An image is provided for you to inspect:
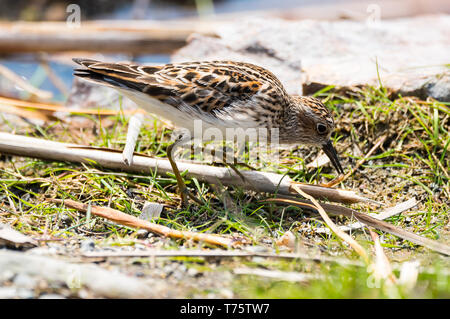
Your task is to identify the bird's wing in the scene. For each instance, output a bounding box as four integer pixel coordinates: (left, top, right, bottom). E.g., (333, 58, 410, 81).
(73, 59, 288, 123)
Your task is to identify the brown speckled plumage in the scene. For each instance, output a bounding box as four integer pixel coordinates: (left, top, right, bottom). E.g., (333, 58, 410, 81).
(73, 58, 343, 174)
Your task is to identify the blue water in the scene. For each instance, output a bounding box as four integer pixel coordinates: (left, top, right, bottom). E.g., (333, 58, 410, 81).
(0, 54, 171, 102)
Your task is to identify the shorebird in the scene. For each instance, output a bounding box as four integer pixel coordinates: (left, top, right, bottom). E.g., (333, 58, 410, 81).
(73, 59, 344, 206)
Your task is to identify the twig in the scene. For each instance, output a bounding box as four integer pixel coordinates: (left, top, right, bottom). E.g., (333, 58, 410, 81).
(315, 198, 417, 234)
(49, 198, 235, 248)
(0, 132, 375, 205)
(81, 249, 363, 267)
(291, 184, 369, 263)
(324, 135, 388, 187)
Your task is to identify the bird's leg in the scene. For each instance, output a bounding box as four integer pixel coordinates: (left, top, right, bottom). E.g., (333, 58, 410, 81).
(166, 141, 188, 207)
(167, 138, 203, 207)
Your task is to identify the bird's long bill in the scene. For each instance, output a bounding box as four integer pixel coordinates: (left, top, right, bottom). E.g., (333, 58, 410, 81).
(322, 140, 344, 174)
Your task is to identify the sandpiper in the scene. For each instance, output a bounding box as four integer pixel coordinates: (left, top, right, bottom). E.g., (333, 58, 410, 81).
(73, 59, 344, 206)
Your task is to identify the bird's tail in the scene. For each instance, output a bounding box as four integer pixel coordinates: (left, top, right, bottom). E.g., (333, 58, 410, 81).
(72, 58, 160, 92)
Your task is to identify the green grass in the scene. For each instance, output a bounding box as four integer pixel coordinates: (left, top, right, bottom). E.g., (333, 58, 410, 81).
(0, 85, 449, 298)
(234, 261, 450, 299)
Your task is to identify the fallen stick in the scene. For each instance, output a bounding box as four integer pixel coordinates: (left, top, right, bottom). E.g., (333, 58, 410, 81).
(0, 250, 163, 298)
(263, 197, 450, 256)
(0, 20, 218, 54)
(315, 198, 417, 234)
(49, 198, 235, 248)
(0, 132, 374, 205)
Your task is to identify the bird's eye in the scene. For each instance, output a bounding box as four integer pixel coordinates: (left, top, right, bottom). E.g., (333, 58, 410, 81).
(316, 123, 328, 134)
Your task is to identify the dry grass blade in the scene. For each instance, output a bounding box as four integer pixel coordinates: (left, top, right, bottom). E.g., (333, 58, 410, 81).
(0, 104, 52, 121)
(263, 197, 450, 256)
(49, 198, 235, 248)
(315, 198, 417, 233)
(368, 228, 397, 286)
(0, 96, 144, 116)
(291, 184, 369, 263)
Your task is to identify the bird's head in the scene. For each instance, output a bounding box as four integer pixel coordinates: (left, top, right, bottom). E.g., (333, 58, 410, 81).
(284, 96, 344, 174)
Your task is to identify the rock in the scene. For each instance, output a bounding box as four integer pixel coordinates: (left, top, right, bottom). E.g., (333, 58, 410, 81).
(187, 267, 199, 277)
(0, 250, 164, 298)
(139, 201, 164, 221)
(136, 229, 149, 239)
(276, 231, 296, 250)
(173, 15, 450, 102)
(0, 287, 34, 299)
(60, 213, 73, 226)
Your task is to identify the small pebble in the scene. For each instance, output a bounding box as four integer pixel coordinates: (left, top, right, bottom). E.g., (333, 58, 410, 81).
(0, 270, 15, 283)
(13, 273, 37, 289)
(219, 288, 233, 299)
(80, 239, 95, 252)
(187, 268, 199, 277)
(60, 214, 73, 226)
(136, 229, 149, 239)
(163, 264, 175, 276)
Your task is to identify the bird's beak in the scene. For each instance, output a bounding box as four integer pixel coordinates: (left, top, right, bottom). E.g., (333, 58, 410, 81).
(322, 140, 344, 175)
